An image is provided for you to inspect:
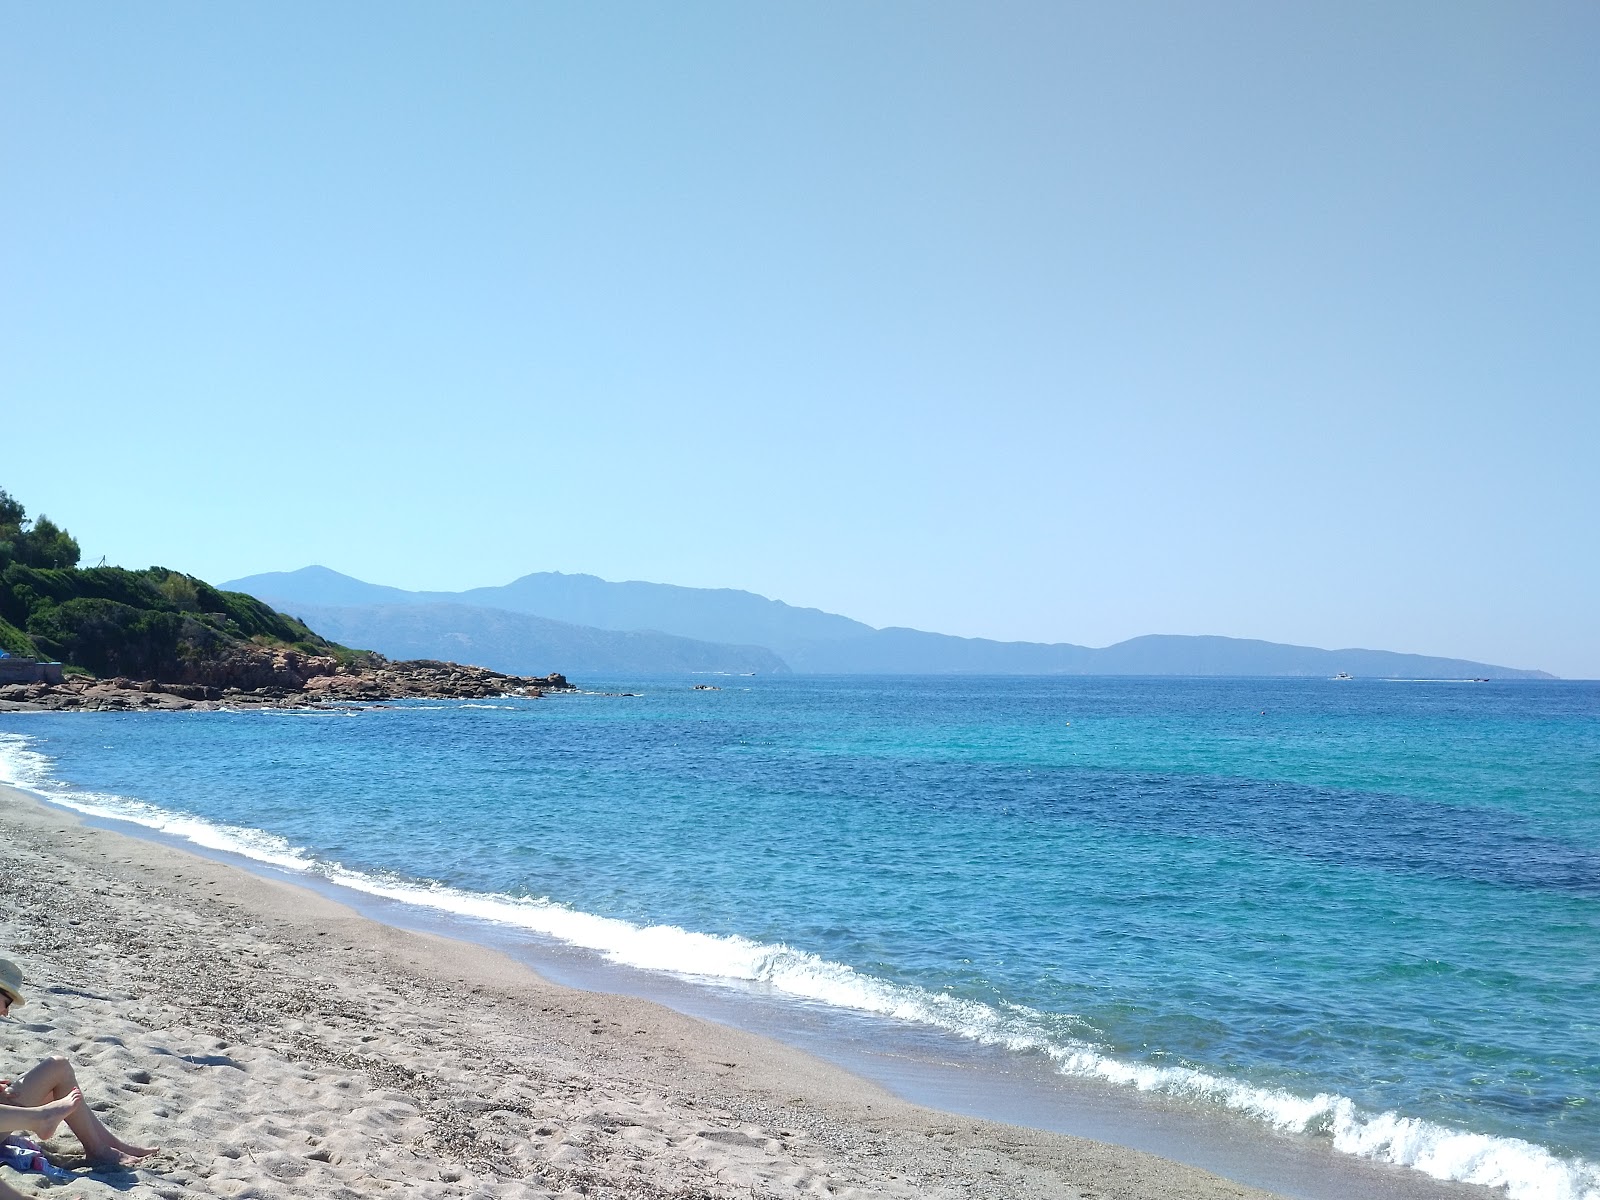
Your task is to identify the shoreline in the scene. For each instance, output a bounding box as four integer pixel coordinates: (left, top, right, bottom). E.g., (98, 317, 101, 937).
(1, 779, 1510, 1200)
(157, 835, 1494, 1200)
(2, 782, 1292, 1199)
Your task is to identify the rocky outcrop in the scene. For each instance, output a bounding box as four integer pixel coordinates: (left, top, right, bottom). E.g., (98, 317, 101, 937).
(170, 645, 343, 692)
(0, 659, 575, 713)
(301, 662, 571, 703)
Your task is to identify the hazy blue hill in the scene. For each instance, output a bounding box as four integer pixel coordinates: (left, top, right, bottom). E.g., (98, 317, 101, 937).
(228, 567, 871, 655)
(1086, 634, 1528, 678)
(223, 567, 1554, 679)
(263, 600, 789, 677)
(457, 572, 875, 650)
(785, 627, 1095, 674)
(785, 628, 1550, 678)
(223, 566, 429, 608)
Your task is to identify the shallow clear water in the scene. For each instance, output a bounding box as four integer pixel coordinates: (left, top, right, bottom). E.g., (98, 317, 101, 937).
(3, 676, 1597, 1198)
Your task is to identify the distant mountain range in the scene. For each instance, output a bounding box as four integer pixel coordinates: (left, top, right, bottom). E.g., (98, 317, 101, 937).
(220, 566, 1555, 680)
(275, 601, 786, 677)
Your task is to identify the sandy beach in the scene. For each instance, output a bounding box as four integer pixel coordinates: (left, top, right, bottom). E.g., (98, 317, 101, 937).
(0, 783, 1292, 1200)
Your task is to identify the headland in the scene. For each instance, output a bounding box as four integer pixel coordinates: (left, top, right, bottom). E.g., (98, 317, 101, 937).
(0, 655, 572, 712)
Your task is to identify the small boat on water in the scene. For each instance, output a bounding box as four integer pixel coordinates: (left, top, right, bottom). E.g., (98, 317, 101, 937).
(1332, 672, 1353, 681)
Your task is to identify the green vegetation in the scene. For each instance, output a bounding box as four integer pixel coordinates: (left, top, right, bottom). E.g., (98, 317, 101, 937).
(0, 614, 35, 657)
(0, 486, 369, 680)
(0, 488, 80, 571)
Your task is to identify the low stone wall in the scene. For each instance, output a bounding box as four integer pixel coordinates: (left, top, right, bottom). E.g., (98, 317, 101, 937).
(0, 658, 63, 685)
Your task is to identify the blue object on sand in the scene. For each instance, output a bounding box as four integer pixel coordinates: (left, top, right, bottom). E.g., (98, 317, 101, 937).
(0, 1136, 75, 1183)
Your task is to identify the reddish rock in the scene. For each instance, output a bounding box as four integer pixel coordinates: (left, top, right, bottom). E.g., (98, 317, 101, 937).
(0, 657, 570, 712)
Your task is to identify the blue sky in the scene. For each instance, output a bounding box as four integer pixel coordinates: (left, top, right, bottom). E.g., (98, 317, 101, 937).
(5, 3, 1597, 676)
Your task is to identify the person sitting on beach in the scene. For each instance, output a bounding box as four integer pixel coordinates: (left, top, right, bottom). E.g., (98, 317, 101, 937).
(0, 960, 156, 1172)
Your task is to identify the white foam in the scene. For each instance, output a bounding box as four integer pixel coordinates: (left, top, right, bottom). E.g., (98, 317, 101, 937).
(1043, 1047, 1599, 1199)
(0, 732, 322, 873)
(0, 731, 53, 791)
(1, 728, 1594, 1200)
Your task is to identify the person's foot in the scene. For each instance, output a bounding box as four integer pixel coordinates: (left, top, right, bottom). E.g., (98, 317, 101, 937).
(83, 1128, 159, 1167)
(88, 1145, 157, 1168)
(22, 1089, 82, 1139)
(114, 1136, 157, 1159)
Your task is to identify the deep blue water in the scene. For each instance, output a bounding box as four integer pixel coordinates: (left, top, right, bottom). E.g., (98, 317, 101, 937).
(3, 676, 1596, 1198)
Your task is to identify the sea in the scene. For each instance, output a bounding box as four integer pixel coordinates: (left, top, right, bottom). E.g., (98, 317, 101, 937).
(2, 676, 1596, 1200)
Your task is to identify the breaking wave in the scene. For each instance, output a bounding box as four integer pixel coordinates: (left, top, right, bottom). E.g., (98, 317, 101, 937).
(1, 728, 1593, 1200)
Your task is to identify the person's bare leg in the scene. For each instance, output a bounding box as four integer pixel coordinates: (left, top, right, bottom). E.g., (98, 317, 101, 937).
(0, 1087, 82, 1139)
(4, 1057, 157, 1164)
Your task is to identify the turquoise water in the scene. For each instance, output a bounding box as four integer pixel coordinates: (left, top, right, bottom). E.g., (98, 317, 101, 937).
(3, 676, 1596, 1198)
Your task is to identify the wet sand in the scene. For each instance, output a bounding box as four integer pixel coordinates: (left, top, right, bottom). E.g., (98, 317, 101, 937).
(0, 782, 1292, 1199)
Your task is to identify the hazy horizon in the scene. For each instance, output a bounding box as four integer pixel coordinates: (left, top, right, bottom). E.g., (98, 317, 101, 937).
(226, 562, 1561, 675)
(6, 3, 1596, 677)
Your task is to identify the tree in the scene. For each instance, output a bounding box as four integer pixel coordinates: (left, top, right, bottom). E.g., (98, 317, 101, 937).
(19, 515, 81, 569)
(0, 487, 23, 569)
(0, 488, 82, 570)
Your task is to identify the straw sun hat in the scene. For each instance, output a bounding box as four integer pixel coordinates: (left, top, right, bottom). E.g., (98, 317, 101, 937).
(0, 959, 26, 1008)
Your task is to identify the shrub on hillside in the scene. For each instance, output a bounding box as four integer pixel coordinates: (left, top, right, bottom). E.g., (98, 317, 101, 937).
(0, 485, 365, 679)
(0, 488, 80, 571)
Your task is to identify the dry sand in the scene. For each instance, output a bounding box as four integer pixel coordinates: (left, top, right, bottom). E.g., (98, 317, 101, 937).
(1, 783, 1283, 1200)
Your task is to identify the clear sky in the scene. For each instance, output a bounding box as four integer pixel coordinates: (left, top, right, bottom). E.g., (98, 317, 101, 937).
(5, 3, 1597, 676)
